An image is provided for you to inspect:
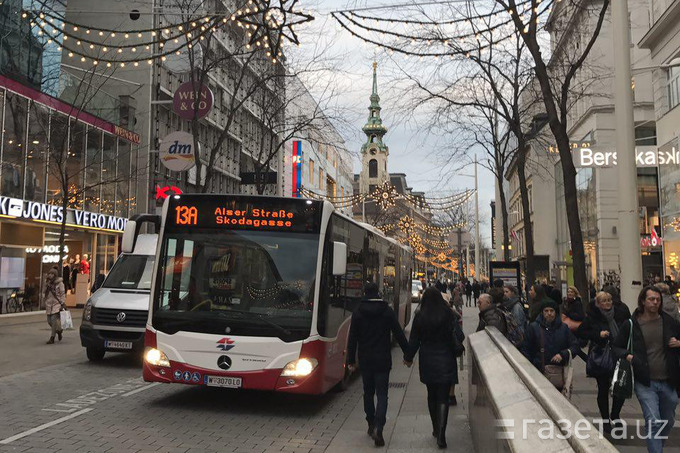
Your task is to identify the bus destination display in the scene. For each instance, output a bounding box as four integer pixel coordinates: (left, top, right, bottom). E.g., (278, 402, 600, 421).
(167, 195, 321, 233)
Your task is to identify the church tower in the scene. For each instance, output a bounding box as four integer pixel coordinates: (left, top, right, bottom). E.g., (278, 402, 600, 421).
(359, 62, 389, 195)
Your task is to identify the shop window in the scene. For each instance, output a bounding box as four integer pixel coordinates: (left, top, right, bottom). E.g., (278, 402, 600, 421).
(85, 129, 102, 213)
(46, 112, 68, 206)
(2, 92, 28, 199)
(101, 134, 116, 215)
(26, 101, 49, 202)
(67, 122, 86, 209)
(116, 139, 131, 217)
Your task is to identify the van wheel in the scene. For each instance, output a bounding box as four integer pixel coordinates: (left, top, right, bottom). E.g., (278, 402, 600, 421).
(86, 347, 105, 361)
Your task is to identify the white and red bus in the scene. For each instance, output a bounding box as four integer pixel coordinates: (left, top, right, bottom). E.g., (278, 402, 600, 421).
(139, 194, 412, 394)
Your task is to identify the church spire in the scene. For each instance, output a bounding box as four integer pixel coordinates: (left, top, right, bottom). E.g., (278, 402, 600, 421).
(362, 61, 388, 153)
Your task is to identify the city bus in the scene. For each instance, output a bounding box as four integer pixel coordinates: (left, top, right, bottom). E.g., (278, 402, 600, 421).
(139, 194, 412, 394)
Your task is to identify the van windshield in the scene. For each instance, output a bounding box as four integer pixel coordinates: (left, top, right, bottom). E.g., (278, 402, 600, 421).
(103, 255, 155, 290)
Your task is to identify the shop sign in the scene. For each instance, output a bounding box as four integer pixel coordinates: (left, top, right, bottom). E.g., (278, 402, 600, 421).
(640, 230, 663, 248)
(0, 196, 128, 232)
(113, 126, 141, 144)
(159, 131, 197, 172)
(26, 245, 70, 264)
(573, 146, 679, 168)
(155, 185, 183, 200)
(173, 82, 213, 120)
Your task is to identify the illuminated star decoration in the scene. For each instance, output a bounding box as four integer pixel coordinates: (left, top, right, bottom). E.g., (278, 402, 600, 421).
(398, 215, 414, 234)
(371, 181, 398, 210)
(233, 0, 314, 64)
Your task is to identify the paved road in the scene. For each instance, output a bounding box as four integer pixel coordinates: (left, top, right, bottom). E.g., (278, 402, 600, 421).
(0, 310, 374, 453)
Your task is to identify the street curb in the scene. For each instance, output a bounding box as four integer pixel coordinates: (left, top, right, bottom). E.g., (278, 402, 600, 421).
(0, 310, 82, 327)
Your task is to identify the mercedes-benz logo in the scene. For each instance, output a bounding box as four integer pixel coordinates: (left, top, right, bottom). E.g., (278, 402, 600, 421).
(116, 312, 126, 323)
(217, 355, 232, 370)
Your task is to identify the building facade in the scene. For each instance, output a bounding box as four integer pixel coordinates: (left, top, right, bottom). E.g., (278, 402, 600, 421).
(282, 76, 354, 215)
(639, 0, 680, 282)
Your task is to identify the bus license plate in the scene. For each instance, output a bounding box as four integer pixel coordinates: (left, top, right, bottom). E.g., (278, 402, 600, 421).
(105, 340, 133, 349)
(205, 376, 242, 388)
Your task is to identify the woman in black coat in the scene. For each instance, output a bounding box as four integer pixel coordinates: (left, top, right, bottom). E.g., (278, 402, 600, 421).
(576, 291, 630, 428)
(404, 287, 464, 449)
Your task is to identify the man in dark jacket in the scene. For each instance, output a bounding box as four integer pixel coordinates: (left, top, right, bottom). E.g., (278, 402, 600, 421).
(476, 294, 508, 335)
(522, 300, 580, 377)
(612, 286, 680, 453)
(347, 283, 409, 447)
(465, 281, 473, 307)
(472, 280, 481, 305)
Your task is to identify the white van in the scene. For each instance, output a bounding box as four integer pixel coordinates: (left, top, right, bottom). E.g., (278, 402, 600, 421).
(79, 233, 157, 361)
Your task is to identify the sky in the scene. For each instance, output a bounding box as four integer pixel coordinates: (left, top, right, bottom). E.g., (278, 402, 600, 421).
(289, 0, 496, 247)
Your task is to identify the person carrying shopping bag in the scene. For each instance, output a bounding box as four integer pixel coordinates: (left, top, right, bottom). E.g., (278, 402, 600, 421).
(43, 266, 66, 344)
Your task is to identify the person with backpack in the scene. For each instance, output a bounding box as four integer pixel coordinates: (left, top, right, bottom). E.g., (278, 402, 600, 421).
(404, 287, 464, 449)
(489, 287, 525, 347)
(476, 293, 507, 335)
(522, 299, 580, 392)
(502, 285, 527, 330)
(347, 283, 410, 447)
(576, 291, 630, 433)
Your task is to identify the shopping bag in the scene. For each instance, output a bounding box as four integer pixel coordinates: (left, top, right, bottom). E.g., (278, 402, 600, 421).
(60, 309, 74, 330)
(610, 320, 634, 399)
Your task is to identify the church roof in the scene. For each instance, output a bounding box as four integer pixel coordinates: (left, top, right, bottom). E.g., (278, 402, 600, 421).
(361, 62, 388, 153)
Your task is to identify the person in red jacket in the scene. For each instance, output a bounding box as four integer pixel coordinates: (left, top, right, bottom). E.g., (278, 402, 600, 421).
(80, 254, 90, 275)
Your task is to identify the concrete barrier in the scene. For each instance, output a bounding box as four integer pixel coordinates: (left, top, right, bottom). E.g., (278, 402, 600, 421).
(468, 326, 618, 453)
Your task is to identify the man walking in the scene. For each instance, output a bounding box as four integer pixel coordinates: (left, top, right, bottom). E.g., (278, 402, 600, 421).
(613, 286, 680, 453)
(347, 283, 409, 447)
(465, 280, 473, 307)
(476, 293, 508, 335)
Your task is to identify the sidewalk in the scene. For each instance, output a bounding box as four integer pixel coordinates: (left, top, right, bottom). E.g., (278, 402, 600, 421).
(326, 303, 475, 452)
(570, 357, 680, 452)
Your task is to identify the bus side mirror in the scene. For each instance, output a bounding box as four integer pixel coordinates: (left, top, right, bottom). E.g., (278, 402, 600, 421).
(332, 242, 347, 276)
(121, 220, 137, 253)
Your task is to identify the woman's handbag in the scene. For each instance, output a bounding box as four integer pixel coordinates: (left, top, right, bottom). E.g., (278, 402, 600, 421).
(586, 341, 614, 377)
(451, 316, 465, 358)
(610, 320, 634, 399)
(541, 329, 565, 390)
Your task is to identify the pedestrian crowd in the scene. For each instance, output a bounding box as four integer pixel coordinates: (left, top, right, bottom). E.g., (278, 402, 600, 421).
(347, 275, 680, 452)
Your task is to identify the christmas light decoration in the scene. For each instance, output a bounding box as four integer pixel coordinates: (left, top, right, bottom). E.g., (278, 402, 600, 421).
(232, 0, 314, 64)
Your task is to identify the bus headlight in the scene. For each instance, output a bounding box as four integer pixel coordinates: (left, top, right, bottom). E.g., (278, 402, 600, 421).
(281, 358, 318, 377)
(145, 348, 170, 367)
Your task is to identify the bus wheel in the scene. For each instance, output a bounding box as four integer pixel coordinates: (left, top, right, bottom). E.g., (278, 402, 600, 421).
(86, 347, 105, 362)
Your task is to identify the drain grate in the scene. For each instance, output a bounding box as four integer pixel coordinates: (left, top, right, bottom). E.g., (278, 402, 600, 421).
(389, 382, 407, 388)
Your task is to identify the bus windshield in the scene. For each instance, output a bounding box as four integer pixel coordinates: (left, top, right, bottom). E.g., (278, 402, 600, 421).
(152, 230, 319, 341)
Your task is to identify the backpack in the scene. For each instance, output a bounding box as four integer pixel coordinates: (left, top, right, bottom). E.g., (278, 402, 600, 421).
(498, 305, 525, 347)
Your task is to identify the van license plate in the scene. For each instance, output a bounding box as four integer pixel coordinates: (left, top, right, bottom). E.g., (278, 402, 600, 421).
(105, 340, 133, 349)
(205, 376, 242, 388)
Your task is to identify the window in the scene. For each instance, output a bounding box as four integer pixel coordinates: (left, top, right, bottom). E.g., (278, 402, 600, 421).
(370, 135, 376, 143)
(101, 134, 116, 215)
(309, 159, 314, 185)
(85, 129, 102, 212)
(3, 92, 27, 199)
(369, 159, 378, 178)
(67, 122, 86, 209)
(47, 113, 68, 206)
(319, 169, 324, 190)
(668, 65, 680, 110)
(116, 139, 131, 217)
(26, 101, 48, 202)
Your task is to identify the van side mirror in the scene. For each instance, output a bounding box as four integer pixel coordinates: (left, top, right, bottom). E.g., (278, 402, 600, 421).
(332, 242, 347, 276)
(121, 220, 137, 253)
